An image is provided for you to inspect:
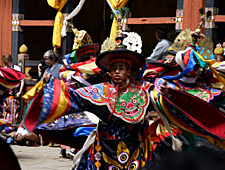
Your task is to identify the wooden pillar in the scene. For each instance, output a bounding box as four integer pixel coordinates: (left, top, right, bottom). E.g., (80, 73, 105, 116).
(12, 0, 24, 65)
(183, 0, 205, 31)
(0, 0, 12, 65)
(18, 44, 28, 116)
(58, 0, 75, 63)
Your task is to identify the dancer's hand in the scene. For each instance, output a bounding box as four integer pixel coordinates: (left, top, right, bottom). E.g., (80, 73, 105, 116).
(159, 81, 171, 98)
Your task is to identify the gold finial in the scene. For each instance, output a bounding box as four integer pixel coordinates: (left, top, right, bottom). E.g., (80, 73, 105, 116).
(214, 47, 224, 55)
(19, 44, 28, 54)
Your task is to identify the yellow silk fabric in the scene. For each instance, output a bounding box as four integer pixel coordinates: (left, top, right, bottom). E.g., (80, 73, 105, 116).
(42, 80, 69, 123)
(108, 0, 129, 38)
(47, 0, 60, 9)
(47, 0, 68, 48)
(22, 80, 45, 102)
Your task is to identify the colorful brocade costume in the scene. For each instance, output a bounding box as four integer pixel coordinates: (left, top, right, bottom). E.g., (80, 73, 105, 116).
(149, 48, 225, 150)
(24, 77, 155, 170)
(153, 78, 225, 149)
(69, 78, 154, 170)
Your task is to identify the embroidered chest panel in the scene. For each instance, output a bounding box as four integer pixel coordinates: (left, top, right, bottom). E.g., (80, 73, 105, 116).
(76, 82, 152, 123)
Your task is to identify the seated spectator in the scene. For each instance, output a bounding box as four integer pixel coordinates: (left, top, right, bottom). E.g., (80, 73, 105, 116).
(147, 27, 172, 60)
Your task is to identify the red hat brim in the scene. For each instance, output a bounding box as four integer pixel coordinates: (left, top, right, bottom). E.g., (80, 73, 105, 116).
(76, 43, 100, 61)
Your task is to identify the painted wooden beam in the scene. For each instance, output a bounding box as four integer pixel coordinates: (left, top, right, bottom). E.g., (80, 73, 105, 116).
(214, 15, 225, 22)
(127, 17, 176, 25)
(20, 20, 54, 26)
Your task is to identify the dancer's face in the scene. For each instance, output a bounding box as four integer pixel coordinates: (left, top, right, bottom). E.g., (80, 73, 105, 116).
(110, 61, 131, 86)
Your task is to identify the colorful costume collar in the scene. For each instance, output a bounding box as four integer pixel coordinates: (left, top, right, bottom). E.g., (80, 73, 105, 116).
(76, 81, 153, 124)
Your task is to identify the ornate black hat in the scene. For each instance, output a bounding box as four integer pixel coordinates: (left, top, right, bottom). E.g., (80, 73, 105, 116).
(96, 32, 146, 72)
